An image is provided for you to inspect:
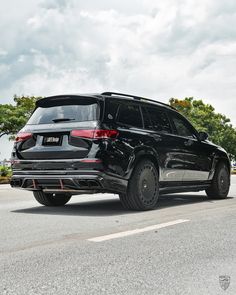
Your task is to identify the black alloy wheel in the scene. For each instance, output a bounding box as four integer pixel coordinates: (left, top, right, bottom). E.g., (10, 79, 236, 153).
(119, 159, 159, 210)
(206, 162, 230, 199)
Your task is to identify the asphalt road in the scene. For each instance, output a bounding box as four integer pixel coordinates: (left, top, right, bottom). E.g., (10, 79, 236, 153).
(0, 178, 236, 295)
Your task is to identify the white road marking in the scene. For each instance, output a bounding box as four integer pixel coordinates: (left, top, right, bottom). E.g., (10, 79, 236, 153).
(88, 219, 190, 242)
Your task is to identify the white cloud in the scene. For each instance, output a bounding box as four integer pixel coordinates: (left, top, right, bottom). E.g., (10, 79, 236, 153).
(1, 0, 236, 158)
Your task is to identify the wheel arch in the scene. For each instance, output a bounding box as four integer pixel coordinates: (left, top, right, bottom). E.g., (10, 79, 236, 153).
(126, 148, 160, 179)
(216, 158, 231, 175)
(210, 152, 231, 180)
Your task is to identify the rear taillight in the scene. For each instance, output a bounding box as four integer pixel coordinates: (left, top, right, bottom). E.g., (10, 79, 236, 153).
(71, 129, 119, 139)
(15, 132, 32, 142)
(80, 159, 102, 163)
(94, 129, 119, 139)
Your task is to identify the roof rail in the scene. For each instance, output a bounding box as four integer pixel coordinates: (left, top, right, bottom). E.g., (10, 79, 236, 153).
(101, 92, 175, 110)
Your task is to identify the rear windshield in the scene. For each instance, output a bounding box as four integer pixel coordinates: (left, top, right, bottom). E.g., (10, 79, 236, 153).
(27, 103, 99, 125)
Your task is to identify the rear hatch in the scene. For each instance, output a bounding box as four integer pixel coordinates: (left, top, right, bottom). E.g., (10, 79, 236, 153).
(15, 95, 102, 160)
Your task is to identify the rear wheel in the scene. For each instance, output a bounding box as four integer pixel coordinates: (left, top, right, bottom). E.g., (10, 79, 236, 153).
(33, 191, 71, 206)
(206, 162, 230, 199)
(119, 160, 159, 211)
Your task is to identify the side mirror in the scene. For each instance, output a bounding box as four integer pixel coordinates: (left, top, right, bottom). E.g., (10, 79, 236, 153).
(198, 131, 208, 141)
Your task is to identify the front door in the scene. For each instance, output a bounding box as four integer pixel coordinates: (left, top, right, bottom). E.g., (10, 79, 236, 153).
(168, 111, 212, 182)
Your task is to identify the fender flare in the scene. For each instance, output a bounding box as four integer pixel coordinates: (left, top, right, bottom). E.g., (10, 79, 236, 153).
(125, 146, 161, 179)
(209, 152, 231, 180)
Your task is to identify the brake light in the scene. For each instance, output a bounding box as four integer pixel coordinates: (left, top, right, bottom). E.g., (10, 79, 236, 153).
(94, 129, 119, 138)
(71, 129, 119, 139)
(15, 132, 32, 142)
(71, 130, 95, 138)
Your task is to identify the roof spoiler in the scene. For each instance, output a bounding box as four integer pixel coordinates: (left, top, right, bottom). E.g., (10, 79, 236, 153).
(36, 95, 99, 107)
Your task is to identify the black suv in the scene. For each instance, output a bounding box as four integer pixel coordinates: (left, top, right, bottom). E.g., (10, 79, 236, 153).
(11, 92, 231, 210)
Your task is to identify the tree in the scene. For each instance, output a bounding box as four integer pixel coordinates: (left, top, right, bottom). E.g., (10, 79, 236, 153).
(0, 95, 41, 139)
(169, 97, 236, 160)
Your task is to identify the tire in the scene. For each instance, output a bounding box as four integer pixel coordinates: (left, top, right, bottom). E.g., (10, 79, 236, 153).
(33, 191, 71, 206)
(119, 193, 133, 210)
(119, 160, 159, 211)
(206, 162, 230, 199)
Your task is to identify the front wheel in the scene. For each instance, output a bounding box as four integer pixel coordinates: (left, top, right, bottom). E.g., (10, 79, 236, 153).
(206, 162, 230, 199)
(33, 191, 71, 206)
(119, 160, 159, 211)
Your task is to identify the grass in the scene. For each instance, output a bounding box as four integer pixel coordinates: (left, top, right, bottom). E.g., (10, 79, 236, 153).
(0, 166, 12, 183)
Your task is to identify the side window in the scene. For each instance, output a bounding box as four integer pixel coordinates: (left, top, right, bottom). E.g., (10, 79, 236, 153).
(141, 107, 153, 129)
(104, 100, 119, 121)
(145, 107, 172, 133)
(117, 104, 143, 128)
(171, 113, 195, 138)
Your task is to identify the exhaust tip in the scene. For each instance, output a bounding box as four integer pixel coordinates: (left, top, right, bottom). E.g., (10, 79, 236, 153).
(10, 179, 22, 187)
(77, 179, 101, 188)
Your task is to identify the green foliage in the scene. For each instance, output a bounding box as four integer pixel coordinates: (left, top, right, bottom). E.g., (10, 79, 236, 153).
(170, 97, 236, 160)
(0, 166, 11, 177)
(0, 95, 42, 138)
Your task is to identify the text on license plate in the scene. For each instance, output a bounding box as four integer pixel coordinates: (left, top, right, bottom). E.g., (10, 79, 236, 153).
(43, 136, 61, 145)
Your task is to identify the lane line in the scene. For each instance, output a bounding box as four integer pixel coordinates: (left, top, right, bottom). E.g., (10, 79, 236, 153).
(88, 219, 190, 242)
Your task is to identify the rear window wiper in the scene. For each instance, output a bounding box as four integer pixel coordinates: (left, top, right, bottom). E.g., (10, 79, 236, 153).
(52, 118, 75, 123)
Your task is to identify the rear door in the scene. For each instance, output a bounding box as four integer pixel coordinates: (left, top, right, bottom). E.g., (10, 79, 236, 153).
(103, 101, 145, 177)
(17, 96, 101, 160)
(167, 111, 212, 181)
(142, 106, 185, 182)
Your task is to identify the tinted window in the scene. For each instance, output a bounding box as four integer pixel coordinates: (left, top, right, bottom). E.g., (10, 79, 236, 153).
(145, 107, 172, 133)
(105, 100, 119, 121)
(142, 107, 153, 129)
(117, 104, 143, 128)
(27, 103, 99, 125)
(171, 113, 195, 138)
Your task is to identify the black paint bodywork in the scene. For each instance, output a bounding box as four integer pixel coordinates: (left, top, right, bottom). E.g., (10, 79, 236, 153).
(11, 93, 231, 195)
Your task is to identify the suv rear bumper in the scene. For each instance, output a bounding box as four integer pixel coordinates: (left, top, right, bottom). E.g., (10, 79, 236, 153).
(11, 171, 127, 194)
(10, 159, 128, 194)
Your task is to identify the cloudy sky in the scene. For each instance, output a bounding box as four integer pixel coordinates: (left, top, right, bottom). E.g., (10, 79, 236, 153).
(1, 0, 236, 159)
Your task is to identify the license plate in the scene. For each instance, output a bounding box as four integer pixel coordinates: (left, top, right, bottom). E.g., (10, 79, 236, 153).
(43, 136, 61, 145)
